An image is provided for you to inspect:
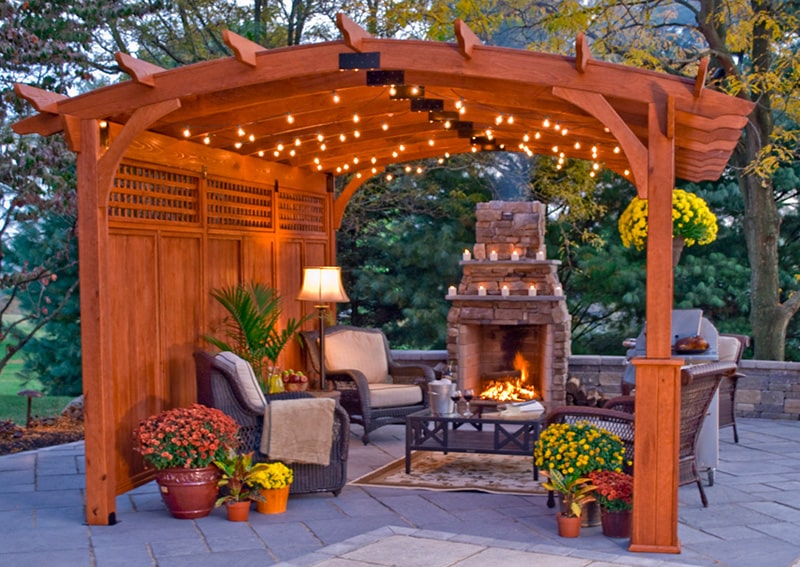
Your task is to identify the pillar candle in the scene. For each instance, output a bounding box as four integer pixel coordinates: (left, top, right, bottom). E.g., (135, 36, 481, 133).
(554, 285, 563, 296)
(478, 285, 487, 296)
(528, 285, 537, 296)
(462, 249, 471, 261)
(501, 285, 509, 296)
(448, 285, 457, 296)
(535, 250, 545, 261)
(489, 250, 498, 261)
(511, 250, 519, 261)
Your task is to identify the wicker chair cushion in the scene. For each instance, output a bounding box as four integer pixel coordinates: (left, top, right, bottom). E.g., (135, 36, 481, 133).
(368, 383, 423, 408)
(324, 330, 390, 384)
(215, 352, 266, 409)
(718, 336, 740, 362)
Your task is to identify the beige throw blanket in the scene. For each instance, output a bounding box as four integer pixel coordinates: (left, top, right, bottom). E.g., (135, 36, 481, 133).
(260, 398, 335, 466)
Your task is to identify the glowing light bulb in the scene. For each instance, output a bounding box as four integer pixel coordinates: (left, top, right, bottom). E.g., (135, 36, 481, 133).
(234, 141, 242, 149)
(258, 150, 264, 157)
(332, 91, 340, 103)
(352, 113, 360, 123)
(339, 133, 346, 142)
(354, 130, 361, 138)
(574, 142, 581, 149)
(371, 156, 377, 164)
(249, 134, 255, 142)
(534, 132, 541, 139)
(614, 146, 621, 154)
(203, 136, 211, 145)
(543, 118, 550, 128)
(295, 138, 301, 146)
(523, 133, 530, 142)
(286, 113, 295, 124)
(382, 122, 389, 131)
(277, 143, 284, 151)
(320, 143, 327, 151)
(183, 127, 191, 137)
(237, 127, 246, 137)
(353, 157, 359, 164)
(386, 173, 393, 181)
(317, 133, 324, 142)
(399, 144, 405, 151)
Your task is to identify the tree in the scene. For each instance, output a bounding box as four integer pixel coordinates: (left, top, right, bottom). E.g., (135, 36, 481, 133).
(508, 1, 799, 359)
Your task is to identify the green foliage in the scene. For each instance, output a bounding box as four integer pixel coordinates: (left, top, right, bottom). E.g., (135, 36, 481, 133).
(204, 282, 307, 382)
(337, 157, 492, 348)
(214, 449, 267, 505)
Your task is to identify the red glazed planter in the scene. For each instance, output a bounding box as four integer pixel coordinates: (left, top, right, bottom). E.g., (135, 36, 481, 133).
(154, 466, 220, 519)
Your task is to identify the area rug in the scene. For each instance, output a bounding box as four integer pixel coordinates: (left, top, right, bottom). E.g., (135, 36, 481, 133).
(350, 451, 547, 495)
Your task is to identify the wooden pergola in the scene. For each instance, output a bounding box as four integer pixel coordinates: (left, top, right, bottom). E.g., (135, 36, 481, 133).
(13, 14, 752, 553)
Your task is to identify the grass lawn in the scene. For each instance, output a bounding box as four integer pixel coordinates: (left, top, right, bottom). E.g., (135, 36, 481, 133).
(0, 317, 75, 425)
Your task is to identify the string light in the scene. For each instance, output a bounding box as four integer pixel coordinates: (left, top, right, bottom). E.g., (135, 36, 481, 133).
(381, 122, 389, 131)
(613, 146, 621, 154)
(295, 138, 302, 146)
(543, 118, 550, 128)
(371, 156, 377, 164)
(352, 113, 360, 123)
(183, 127, 191, 138)
(276, 143, 284, 151)
(249, 134, 255, 142)
(428, 138, 435, 146)
(234, 141, 243, 149)
(574, 141, 581, 149)
(274, 150, 280, 157)
(203, 136, 211, 145)
(389, 86, 397, 96)
(416, 167, 423, 174)
(561, 128, 568, 136)
(353, 157, 359, 164)
(339, 133, 346, 142)
(237, 127, 246, 137)
(624, 169, 630, 176)
(258, 150, 265, 157)
(534, 132, 541, 139)
(386, 173, 393, 181)
(399, 144, 405, 151)
(392, 151, 398, 158)
(286, 113, 295, 124)
(405, 165, 412, 173)
(507, 115, 514, 124)
(354, 130, 361, 138)
(552, 146, 559, 153)
(523, 133, 530, 142)
(332, 91, 340, 103)
(317, 133, 324, 142)
(320, 143, 327, 151)
(289, 149, 296, 157)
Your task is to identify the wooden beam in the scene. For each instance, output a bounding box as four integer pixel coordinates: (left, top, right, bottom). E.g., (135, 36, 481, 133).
(334, 170, 372, 229)
(97, 99, 182, 206)
(336, 13, 372, 52)
(552, 86, 648, 197)
(694, 57, 710, 98)
(454, 19, 482, 59)
(575, 32, 591, 73)
(223, 30, 263, 67)
(63, 115, 82, 152)
(115, 53, 164, 87)
(12, 112, 66, 136)
(667, 95, 675, 140)
(13, 83, 66, 113)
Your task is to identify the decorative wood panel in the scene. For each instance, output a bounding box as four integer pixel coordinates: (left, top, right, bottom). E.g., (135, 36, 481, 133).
(160, 235, 203, 407)
(278, 189, 325, 233)
(109, 163, 200, 224)
(205, 238, 242, 342)
(107, 233, 160, 490)
(207, 178, 274, 229)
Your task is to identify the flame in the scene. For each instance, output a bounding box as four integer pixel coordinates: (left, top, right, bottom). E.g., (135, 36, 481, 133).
(479, 352, 537, 401)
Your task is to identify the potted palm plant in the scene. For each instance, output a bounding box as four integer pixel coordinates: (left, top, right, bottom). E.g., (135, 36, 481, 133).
(204, 282, 308, 392)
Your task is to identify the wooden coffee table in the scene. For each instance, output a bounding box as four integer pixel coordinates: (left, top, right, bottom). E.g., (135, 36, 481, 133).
(404, 409, 542, 479)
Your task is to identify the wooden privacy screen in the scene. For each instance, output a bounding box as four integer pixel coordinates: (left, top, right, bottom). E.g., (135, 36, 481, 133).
(107, 160, 328, 493)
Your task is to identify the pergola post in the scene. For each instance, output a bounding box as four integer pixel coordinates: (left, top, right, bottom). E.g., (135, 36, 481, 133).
(77, 119, 118, 525)
(629, 98, 682, 553)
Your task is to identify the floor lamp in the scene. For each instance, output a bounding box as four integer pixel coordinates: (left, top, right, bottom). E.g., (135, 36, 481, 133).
(297, 266, 349, 390)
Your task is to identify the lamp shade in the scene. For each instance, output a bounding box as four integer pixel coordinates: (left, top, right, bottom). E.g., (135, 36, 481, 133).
(297, 267, 349, 304)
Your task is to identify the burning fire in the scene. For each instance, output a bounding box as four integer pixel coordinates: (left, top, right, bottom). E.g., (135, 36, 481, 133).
(480, 352, 537, 401)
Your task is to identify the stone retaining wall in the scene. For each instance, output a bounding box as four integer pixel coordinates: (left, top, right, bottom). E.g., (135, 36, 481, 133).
(391, 350, 800, 420)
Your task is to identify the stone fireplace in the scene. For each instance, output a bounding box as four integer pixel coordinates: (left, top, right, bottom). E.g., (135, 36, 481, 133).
(446, 201, 570, 407)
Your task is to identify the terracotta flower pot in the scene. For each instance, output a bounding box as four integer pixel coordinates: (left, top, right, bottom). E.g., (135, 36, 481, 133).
(256, 485, 290, 514)
(557, 512, 582, 538)
(154, 466, 220, 519)
(600, 508, 632, 538)
(558, 498, 601, 527)
(226, 500, 251, 522)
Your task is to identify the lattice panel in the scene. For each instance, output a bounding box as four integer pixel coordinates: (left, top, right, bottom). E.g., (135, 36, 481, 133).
(278, 190, 325, 233)
(110, 164, 199, 224)
(207, 178, 273, 229)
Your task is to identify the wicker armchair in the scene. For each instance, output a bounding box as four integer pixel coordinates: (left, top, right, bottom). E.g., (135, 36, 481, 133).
(717, 334, 749, 443)
(193, 350, 349, 496)
(300, 326, 435, 444)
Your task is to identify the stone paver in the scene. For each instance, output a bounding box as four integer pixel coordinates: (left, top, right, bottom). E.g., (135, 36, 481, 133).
(0, 418, 798, 567)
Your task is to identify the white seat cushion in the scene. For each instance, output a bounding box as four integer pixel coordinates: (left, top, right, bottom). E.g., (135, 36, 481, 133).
(215, 352, 266, 409)
(718, 336, 741, 363)
(368, 383, 422, 408)
(324, 330, 390, 384)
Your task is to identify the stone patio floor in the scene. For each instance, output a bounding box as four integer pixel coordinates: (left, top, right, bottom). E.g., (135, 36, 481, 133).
(1, 417, 799, 567)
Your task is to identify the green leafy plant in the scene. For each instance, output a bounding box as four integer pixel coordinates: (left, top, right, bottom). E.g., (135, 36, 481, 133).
(588, 470, 633, 512)
(541, 467, 596, 518)
(248, 461, 294, 490)
(204, 282, 308, 386)
(133, 404, 239, 470)
(213, 449, 269, 505)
